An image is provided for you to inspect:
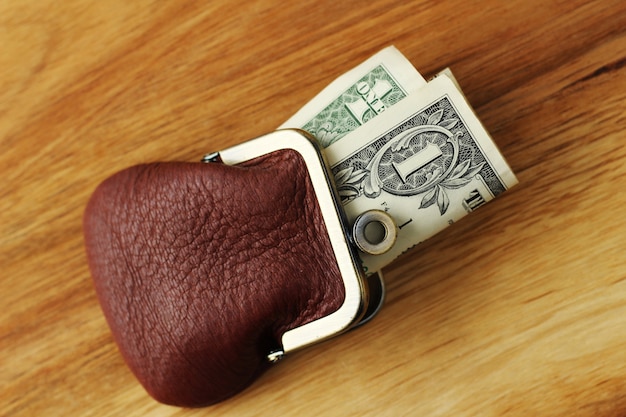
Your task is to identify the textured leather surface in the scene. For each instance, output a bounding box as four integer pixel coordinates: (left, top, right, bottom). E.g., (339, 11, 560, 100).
(83, 149, 345, 407)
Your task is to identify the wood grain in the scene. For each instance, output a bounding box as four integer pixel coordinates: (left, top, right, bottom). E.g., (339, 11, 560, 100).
(2, 0, 626, 415)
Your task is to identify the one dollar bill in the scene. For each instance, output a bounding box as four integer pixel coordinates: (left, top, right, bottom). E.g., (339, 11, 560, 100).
(279, 46, 426, 147)
(325, 73, 518, 273)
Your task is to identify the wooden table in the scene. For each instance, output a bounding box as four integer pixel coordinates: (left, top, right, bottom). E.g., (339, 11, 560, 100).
(2, 1, 626, 415)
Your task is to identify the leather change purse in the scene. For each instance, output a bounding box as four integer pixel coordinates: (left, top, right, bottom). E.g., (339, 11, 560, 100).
(83, 130, 391, 406)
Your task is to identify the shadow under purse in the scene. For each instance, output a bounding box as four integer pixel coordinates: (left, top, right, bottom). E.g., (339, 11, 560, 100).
(83, 130, 378, 407)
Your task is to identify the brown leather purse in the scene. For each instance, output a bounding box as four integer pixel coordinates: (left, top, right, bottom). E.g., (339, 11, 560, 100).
(83, 130, 382, 406)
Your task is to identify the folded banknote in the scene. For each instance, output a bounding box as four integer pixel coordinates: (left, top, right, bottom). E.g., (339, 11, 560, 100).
(280, 46, 517, 273)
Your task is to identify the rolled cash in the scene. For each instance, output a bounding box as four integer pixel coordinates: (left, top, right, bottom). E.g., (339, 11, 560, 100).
(281, 47, 517, 273)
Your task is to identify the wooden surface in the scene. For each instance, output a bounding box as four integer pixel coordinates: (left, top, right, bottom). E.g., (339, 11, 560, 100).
(2, 0, 626, 415)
